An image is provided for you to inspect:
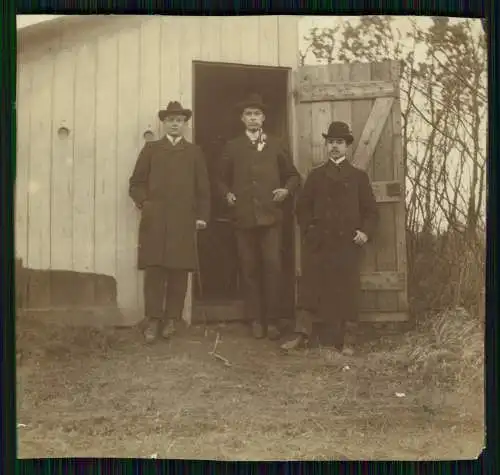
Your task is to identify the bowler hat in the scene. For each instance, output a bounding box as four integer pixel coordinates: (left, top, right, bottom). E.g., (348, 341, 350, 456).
(322, 121, 354, 145)
(236, 93, 267, 113)
(158, 101, 192, 122)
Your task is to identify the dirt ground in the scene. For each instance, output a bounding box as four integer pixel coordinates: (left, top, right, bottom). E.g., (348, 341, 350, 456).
(16, 312, 484, 460)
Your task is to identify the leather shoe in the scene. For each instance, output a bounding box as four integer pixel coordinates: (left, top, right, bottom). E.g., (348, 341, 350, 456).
(280, 333, 307, 350)
(143, 319, 160, 343)
(267, 324, 281, 341)
(161, 320, 177, 339)
(251, 321, 265, 339)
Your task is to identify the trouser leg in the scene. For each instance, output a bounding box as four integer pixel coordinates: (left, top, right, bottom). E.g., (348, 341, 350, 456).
(144, 266, 168, 320)
(320, 254, 360, 350)
(164, 269, 189, 322)
(259, 224, 282, 324)
(235, 228, 261, 323)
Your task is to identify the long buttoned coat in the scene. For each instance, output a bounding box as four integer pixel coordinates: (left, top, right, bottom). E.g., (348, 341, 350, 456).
(217, 134, 301, 229)
(296, 159, 378, 322)
(129, 136, 210, 270)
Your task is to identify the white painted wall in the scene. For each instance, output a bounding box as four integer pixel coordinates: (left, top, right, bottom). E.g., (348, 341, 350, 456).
(16, 15, 299, 324)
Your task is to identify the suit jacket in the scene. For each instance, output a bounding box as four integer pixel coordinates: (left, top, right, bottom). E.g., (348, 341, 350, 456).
(296, 159, 378, 244)
(217, 134, 301, 228)
(129, 136, 210, 270)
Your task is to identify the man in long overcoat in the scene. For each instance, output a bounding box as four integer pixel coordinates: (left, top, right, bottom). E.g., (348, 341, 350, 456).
(217, 94, 301, 339)
(129, 101, 210, 343)
(280, 121, 378, 353)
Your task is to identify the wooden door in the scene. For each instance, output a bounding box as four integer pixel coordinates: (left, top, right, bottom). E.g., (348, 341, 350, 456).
(294, 60, 408, 322)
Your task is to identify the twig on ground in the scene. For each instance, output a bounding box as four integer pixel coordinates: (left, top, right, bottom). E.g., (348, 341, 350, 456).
(208, 332, 232, 366)
(209, 351, 232, 367)
(212, 332, 221, 354)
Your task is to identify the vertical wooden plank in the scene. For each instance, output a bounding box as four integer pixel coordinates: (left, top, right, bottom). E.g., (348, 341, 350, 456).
(371, 60, 398, 313)
(15, 60, 32, 266)
(160, 17, 181, 114)
(50, 30, 75, 271)
(200, 16, 222, 62)
(116, 28, 141, 319)
(239, 16, 260, 65)
(95, 33, 119, 279)
(296, 66, 314, 177)
(329, 63, 352, 160)
(73, 40, 97, 278)
(27, 46, 55, 307)
(350, 62, 377, 313)
(27, 49, 54, 272)
(278, 16, 298, 68)
(295, 66, 315, 278)
(136, 17, 162, 316)
(310, 66, 331, 167)
(258, 16, 279, 66)
(220, 16, 242, 64)
(179, 16, 201, 142)
(391, 60, 408, 313)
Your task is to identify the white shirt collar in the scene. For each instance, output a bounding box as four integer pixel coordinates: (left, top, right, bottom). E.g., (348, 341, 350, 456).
(246, 129, 261, 141)
(330, 155, 346, 165)
(166, 134, 182, 145)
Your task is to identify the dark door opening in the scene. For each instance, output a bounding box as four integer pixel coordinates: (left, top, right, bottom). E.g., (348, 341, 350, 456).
(193, 61, 295, 320)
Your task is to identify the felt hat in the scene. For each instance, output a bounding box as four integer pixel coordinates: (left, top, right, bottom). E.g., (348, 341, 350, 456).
(235, 93, 267, 113)
(322, 121, 354, 145)
(158, 101, 192, 122)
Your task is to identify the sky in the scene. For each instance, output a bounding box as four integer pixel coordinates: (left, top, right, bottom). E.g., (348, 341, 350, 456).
(298, 15, 484, 64)
(16, 15, 62, 29)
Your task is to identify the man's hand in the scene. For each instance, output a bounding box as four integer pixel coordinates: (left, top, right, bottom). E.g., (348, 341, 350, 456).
(196, 220, 207, 230)
(272, 188, 289, 202)
(226, 192, 237, 206)
(136, 200, 149, 211)
(353, 230, 368, 246)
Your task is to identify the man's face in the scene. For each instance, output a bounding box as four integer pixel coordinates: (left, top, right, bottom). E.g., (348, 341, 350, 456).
(326, 137, 347, 159)
(163, 115, 187, 137)
(241, 107, 265, 131)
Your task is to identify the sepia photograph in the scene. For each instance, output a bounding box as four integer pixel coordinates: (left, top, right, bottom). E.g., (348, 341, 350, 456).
(15, 14, 485, 459)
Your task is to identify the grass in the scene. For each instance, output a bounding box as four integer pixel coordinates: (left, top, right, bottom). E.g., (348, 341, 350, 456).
(16, 308, 484, 460)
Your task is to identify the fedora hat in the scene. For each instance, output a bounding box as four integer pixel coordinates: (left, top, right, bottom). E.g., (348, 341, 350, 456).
(322, 121, 354, 145)
(236, 93, 267, 113)
(158, 101, 192, 122)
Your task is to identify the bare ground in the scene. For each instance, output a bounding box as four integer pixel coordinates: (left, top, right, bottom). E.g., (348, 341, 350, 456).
(16, 311, 484, 460)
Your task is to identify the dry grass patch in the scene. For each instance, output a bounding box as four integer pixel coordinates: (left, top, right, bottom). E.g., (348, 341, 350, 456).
(16, 308, 484, 460)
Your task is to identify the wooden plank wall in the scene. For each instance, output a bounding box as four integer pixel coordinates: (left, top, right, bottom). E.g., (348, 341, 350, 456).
(295, 61, 407, 318)
(16, 16, 299, 322)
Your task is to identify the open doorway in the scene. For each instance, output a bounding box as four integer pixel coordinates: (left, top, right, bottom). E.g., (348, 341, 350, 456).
(193, 61, 295, 320)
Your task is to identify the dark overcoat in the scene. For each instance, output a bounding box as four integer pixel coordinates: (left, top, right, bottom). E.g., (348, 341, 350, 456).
(129, 136, 210, 270)
(217, 134, 301, 229)
(296, 159, 378, 321)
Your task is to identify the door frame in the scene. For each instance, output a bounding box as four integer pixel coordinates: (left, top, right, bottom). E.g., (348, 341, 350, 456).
(184, 60, 296, 325)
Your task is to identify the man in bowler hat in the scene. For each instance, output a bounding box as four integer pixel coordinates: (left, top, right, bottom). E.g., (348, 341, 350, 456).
(281, 121, 378, 353)
(129, 101, 211, 343)
(217, 94, 301, 339)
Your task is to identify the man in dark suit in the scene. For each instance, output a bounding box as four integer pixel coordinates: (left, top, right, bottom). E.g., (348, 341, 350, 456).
(129, 101, 211, 343)
(280, 121, 378, 354)
(217, 94, 301, 339)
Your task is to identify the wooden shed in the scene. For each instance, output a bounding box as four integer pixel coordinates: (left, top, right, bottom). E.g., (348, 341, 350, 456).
(16, 15, 408, 326)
